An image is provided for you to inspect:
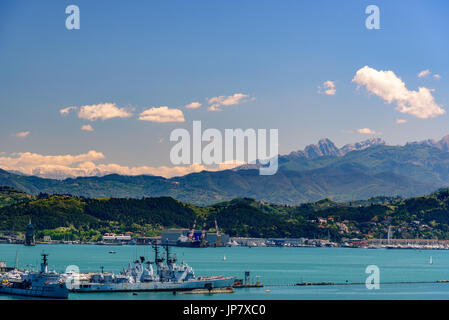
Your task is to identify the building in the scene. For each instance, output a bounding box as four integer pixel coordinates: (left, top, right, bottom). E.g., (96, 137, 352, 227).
(160, 229, 191, 245)
(161, 229, 230, 247)
(25, 220, 35, 246)
(102, 233, 133, 244)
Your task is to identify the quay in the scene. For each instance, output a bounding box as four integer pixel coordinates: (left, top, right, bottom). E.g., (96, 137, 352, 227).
(174, 287, 234, 295)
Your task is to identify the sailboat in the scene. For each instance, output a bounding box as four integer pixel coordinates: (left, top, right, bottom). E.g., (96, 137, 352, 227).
(430, 256, 433, 265)
(223, 255, 227, 261)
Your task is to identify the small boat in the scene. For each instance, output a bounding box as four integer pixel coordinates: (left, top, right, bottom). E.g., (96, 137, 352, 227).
(223, 255, 226, 261)
(109, 250, 116, 254)
(430, 256, 433, 265)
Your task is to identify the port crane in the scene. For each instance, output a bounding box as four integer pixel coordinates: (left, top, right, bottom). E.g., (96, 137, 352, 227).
(188, 219, 197, 241)
(201, 220, 207, 247)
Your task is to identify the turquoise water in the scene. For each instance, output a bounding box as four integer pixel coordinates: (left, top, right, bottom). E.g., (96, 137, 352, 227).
(1, 244, 449, 300)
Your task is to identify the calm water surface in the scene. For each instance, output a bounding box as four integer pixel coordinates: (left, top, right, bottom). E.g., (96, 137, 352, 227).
(1, 244, 449, 300)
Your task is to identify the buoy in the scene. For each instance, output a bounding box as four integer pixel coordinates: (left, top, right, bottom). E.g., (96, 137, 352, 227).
(265, 289, 270, 293)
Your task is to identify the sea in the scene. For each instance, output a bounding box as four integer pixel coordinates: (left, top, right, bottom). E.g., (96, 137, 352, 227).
(1, 244, 449, 300)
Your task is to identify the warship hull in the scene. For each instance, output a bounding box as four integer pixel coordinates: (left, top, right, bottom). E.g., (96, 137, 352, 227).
(0, 284, 69, 299)
(71, 276, 235, 292)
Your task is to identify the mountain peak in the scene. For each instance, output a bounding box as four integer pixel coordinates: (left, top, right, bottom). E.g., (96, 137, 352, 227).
(407, 135, 449, 152)
(304, 138, 340, 158)
(289, 137, 385, 159)
(340, 137, 386, 155)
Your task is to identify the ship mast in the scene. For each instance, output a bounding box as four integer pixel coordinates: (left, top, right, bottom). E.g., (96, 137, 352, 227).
(41, 253, 48, 273)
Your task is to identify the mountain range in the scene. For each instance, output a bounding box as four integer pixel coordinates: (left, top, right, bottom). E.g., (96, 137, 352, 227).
(2, 135, 449, 205)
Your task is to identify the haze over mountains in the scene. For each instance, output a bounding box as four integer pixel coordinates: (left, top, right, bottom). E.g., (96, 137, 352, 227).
(2, 135, 449, 205)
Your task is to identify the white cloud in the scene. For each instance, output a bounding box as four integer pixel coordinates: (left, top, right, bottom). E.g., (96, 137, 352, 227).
(396, 119, 407, 124)
(418, 70, 431, 78)
(78, 103, 133, 121)
(0, 151, 242, 179)
(357, 128, 376, 134)
(207, 93, 252, 111)
(60, 106, 77, 115)
(12, 131, 30, 138)
(81, 125, 94, 132)
(318, 80, 336, 95)
(138, 106, 185, 123)
(418, 70, 442, 80)
(184, 102, 202, 109)
(352, 66, 445, 119)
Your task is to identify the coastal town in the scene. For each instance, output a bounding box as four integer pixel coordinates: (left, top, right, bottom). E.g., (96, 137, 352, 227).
(2, 221, 449, 250)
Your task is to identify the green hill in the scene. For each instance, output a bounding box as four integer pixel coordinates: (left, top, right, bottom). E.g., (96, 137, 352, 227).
(0, 186, 35, 208)
(3, 187, 449, 242)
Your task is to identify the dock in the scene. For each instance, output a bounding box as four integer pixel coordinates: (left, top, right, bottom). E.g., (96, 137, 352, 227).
(174, 287, 234, 295)
(233, 271, 264, 288)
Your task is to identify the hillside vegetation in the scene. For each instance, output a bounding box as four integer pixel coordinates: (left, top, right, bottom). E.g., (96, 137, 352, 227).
(2, 187, 449, 242)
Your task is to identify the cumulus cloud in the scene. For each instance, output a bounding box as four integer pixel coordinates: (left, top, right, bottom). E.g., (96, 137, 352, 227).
(418, 70, 431, 78)
(138, 106, 185, 123)
(81, 125, 94, 132)
(0, 151, 242, 179)
(207, 93, 253, 111)
(184, 102, 202, 109)
(352, 66, 445, 119)
(318, 80, 336, 95)
(357, 128, 376, 134)
(396, 119, 407, 124)
(60, 106, 77, 115)
(0, 150, 104, 167)
(78, 103, 133, 121)
(12, 131, 30, 138)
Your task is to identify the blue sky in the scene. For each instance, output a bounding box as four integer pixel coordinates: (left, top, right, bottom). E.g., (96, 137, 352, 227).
(1, 0, 448, 178)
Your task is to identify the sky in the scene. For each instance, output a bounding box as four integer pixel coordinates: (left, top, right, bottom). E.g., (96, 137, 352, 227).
(1, 0, 449, 178)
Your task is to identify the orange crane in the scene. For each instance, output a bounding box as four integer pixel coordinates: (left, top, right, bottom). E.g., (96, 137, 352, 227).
(188, 219, 197, 241)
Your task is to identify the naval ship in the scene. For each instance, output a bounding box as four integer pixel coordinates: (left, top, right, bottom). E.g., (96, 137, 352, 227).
(0, 254, 68, 299)
(67, 244, 235, 292)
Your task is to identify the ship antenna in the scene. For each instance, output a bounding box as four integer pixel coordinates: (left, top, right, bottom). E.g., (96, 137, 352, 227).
(165, 239, 170, 262)
(15, 250, 19, 270)
(153, 242, 162, 263)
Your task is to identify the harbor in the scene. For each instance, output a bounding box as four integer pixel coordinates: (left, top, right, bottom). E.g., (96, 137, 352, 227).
(3, 244, 449, 299)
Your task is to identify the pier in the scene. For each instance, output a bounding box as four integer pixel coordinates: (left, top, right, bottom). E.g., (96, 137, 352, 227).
(174, 287, 234, 295)
(264, 280, 449, 287)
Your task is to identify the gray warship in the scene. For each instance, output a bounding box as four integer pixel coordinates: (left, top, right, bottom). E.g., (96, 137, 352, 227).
(68, 244, 235, 292)
(0, 254, 68, 299)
